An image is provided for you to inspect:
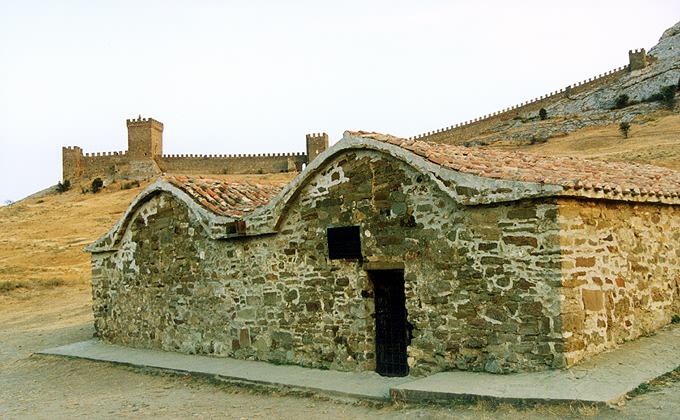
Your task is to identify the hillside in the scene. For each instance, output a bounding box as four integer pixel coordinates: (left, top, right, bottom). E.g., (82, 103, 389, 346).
(503, 112, 680, 171)
(413, 21, 680, 148)
(0, 181, 152, 297)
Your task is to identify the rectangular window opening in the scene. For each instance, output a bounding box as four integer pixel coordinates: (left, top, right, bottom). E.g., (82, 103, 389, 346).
(327, 226, 362, 260)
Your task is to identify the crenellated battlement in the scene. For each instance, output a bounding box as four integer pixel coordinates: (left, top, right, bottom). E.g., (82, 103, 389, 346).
(126, 116, 164, 129)
(63, 146, 83, 152)
(305, 133, 327, 140)
(62, 117, 326, 182)
(84, 151, 126, 157)
(159, 151, 309, 174)
(162, 152, 306, 159)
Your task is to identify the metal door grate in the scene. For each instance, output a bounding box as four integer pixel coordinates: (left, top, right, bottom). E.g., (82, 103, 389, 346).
(372, 270, 409, 377)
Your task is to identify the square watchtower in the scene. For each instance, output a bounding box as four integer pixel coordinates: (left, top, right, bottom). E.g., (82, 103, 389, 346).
(628, 48, 648, 71)
(306, 133, 329, 163)
(127, 116, 164, 160)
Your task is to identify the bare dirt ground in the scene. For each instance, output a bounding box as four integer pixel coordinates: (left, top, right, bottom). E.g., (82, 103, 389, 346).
(1, 136, 680, 419)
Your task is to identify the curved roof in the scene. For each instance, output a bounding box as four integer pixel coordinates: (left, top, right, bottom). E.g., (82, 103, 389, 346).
(88, 131, 680, 252)
(85, 178, 284, 252)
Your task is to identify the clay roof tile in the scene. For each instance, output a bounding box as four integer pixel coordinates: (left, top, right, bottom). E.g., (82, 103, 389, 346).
(162, 176, 285, 217)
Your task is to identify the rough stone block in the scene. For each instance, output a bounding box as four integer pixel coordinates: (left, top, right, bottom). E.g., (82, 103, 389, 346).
(263, 291, 279, 306)
(239, 328, 251, 347)
(575, 257, 596, 268)
(507, 207, 537, 220)
(503, 235, 538, 248)
(582, 289, 605, 311)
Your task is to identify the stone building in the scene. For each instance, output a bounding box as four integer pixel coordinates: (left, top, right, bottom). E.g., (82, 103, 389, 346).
(63, 116, 328, 183)
(87, 131, 680, 377)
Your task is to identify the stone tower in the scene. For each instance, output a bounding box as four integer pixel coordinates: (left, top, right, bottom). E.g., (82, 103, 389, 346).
(62, 146, 83, 182)
(306, 133, 329, 163)
(628, 48, 648, 71)
(127, 116, 163, 160)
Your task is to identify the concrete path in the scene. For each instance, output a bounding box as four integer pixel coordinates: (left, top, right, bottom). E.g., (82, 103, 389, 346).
(38, 324, 680, 406)
(37, 340, 409, 400)
(394, 324, 680, 405)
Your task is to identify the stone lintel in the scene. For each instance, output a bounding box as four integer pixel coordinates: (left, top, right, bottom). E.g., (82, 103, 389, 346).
(363, 260, 405, 271)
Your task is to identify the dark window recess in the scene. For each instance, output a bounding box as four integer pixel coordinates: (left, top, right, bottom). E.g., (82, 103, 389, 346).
(327, 226, 362, 260)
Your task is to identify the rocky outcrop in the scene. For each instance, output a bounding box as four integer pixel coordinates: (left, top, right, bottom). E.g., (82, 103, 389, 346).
(416, 21, 680, 146)
(551, 21, 679, 116)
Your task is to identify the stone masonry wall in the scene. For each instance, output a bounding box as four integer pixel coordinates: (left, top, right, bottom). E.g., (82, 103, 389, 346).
(79, 153, 130, 180)
(92, 151, 567, 376)
(62, 146, 82, 181)
(63, 150, 306, 182)
(62, 146, 131, 182)
(159, 153, 307, 175)
(558, 199, 680, 367)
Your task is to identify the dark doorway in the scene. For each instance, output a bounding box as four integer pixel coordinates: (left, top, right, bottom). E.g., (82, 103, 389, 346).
(370, 270, 410, 377)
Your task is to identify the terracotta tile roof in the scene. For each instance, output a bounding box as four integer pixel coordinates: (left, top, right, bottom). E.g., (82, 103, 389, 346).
(163, 175, 285, 217)
(348, 131, 680, 200)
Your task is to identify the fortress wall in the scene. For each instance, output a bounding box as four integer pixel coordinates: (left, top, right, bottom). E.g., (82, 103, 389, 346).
(80, 152, 129, 180)
(63, 117, 322, 181)
(414, 66, 628, 144)
(63, 146, 130, 182)
(159, 153, 308, 175)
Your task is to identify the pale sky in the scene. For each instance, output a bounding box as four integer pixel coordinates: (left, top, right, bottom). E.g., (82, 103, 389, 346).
(1, 1, 678, 203)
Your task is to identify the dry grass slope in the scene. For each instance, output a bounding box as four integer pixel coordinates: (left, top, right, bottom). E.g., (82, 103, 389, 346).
(517, 114, 680, 171)
(0, 180, 152, 299)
